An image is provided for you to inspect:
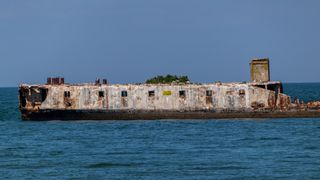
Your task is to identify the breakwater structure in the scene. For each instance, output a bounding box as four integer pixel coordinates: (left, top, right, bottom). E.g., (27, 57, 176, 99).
(19, 59, 320, 120)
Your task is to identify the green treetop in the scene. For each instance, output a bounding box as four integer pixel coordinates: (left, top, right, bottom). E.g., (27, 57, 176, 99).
(146, 75, 190, 84)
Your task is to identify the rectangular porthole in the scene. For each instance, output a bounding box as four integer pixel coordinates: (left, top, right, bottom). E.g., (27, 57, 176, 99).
(239, 89, 245, 96)
(179, 90, 186, 98)
(148, 90, 155, 97)
(206, 90, 212, 97)
(99, 91, 104, 98)
(121, 91, 128, 97)
(64, 91, 70, 98)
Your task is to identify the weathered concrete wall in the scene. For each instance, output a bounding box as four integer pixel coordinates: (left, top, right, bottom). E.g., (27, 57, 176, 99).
(41, 85, 108, 110)
(19, 82, 291, 112)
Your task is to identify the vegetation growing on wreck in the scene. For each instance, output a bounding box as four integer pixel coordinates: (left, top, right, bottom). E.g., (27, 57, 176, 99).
(146, 75, 190, 84)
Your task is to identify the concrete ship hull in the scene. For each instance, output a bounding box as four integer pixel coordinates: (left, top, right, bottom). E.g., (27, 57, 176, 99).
(19, 59, 320, 121)
(21, 109, 320, 121)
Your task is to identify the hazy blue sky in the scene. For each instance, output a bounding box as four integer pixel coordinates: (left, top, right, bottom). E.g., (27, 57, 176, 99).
(0, 0, 320, 87)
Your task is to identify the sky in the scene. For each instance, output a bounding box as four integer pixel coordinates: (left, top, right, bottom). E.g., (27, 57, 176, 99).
(0, 0, 320, 87)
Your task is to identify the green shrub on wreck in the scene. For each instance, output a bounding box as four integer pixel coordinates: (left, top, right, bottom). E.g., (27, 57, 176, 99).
(146, 75, 190, 84)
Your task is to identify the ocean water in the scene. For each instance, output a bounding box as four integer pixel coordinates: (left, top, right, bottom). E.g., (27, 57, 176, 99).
(0, 84, 320, 179)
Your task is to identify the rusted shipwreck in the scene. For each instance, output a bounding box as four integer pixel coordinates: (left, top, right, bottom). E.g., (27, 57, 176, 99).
(19, 59, 320, 120)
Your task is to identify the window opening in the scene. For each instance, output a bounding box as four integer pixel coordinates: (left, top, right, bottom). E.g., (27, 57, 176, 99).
(121, 91, 128, 97)
(99, 91, 104, 98)
(179, 90, 186, 98)
(148, 90, 155, 97)
(64, 91, 71, 98)
(206, 90, 212, 97)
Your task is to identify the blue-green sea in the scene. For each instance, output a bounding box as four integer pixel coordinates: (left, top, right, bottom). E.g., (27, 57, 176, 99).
(0, 83, 320, 179)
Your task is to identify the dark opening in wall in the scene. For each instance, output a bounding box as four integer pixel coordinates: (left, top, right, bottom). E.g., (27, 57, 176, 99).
(64, 91, 71, 98)
(40, 88, 48, 102)
(253, 85, 266, 89)
(206, 90, 213, 97)
(253, 84, 283, 93)
(148, 90, 155, 97)
(267, 84, 283, 93)
(99, 91, 104, 98)
(121, 91, 128, 97)
(19, 89, 27, 107)
(239, 89, 245, 96)
(179, 90, 186, 98)
(64, 91, 72, 107)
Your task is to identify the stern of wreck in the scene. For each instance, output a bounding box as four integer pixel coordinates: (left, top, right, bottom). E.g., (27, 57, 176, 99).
(249, 58, 292, 110)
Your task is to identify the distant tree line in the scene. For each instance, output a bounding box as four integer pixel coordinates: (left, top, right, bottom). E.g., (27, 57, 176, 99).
(146, 75, 190, 84)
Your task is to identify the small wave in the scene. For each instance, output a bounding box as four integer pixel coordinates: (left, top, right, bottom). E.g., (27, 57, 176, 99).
(86, 162, 141, 168)
(192, 165, 250, 171)
(259, 137, 283, 141)
(304, 146, 318, 150)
